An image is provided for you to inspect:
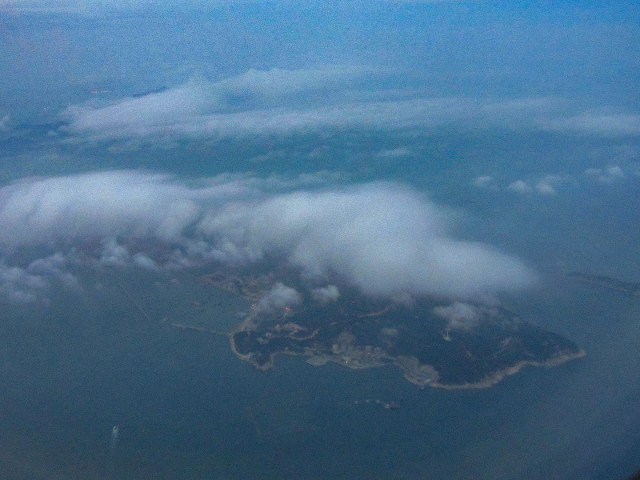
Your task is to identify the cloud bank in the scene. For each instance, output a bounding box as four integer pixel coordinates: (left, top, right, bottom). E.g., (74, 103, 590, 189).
(52, 66, 640, 148)
(543, 113, 640, 137)
(0, 170, 536, 302)
(56, 67, 570, 146)
(475, 167, 632, 198)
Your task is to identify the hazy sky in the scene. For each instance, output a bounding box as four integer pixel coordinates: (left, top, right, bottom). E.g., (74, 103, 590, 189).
(2, 1, 639, 110)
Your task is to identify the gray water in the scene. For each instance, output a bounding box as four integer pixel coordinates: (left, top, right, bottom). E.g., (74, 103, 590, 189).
(0, 262, 639, 480)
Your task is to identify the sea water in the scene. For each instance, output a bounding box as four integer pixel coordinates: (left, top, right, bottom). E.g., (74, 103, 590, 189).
(0, 261, 639, 480)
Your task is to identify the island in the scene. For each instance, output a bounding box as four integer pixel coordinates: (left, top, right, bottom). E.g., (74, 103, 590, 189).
(183, 267, 585, 389)
(569, 272, 640, 297)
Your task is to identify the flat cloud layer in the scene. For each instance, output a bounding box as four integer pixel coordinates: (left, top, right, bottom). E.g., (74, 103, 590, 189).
(0, 170, 536, 302)
(542, 112, 640, 137)
(57, 67, 640, 148)
(58, 67, 572, 145)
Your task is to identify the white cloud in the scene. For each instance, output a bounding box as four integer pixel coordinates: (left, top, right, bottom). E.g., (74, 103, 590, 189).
(0, 114, 10, 132)
(507, 179, 532, 194)
(585, 165, 626, 183)
(0, 252, 81, 303)
(61, 78, 219, 136)
(606, 165, 624, 178)
(543, 112, 640, 137)
(0, 171, 204, 249)
(375, 147, 413, 159)
(0, 170, 536, 302)
(0, 263, 46, 303)
(433, 302, 480, 330)
(212, 65, 382, 104)
(56, 66, 640, 146)
(535, 181, 557, 196)
(99, 238, 132, 267)
(26, 252, 66, 275)
(198, 184, 537, 297)
(606, 165, 625, 178)
(57, 68, 561, 146)
(505, 175, 572, 196)
(59, 67, 396, 143)
(133, 253, 159, 271)
(257, 282, 302, 313)
(471, 175, 494, 188)
(311, 285, 340, 303)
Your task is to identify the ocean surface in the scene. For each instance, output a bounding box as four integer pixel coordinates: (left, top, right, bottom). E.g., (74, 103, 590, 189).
(1, 261, 639, 480)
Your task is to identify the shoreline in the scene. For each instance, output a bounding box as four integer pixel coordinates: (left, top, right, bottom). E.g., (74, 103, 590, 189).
(185, 264, 592, 390)
(222, 282, 587, 390)
(428, 349, 586, 390)
(229, 324, 587, 388)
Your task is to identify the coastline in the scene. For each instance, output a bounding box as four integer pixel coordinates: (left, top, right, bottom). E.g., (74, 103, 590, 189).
(229, 310, 258, 363)
(429, 349, 586, 390)
(229, 317, 587, 388)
